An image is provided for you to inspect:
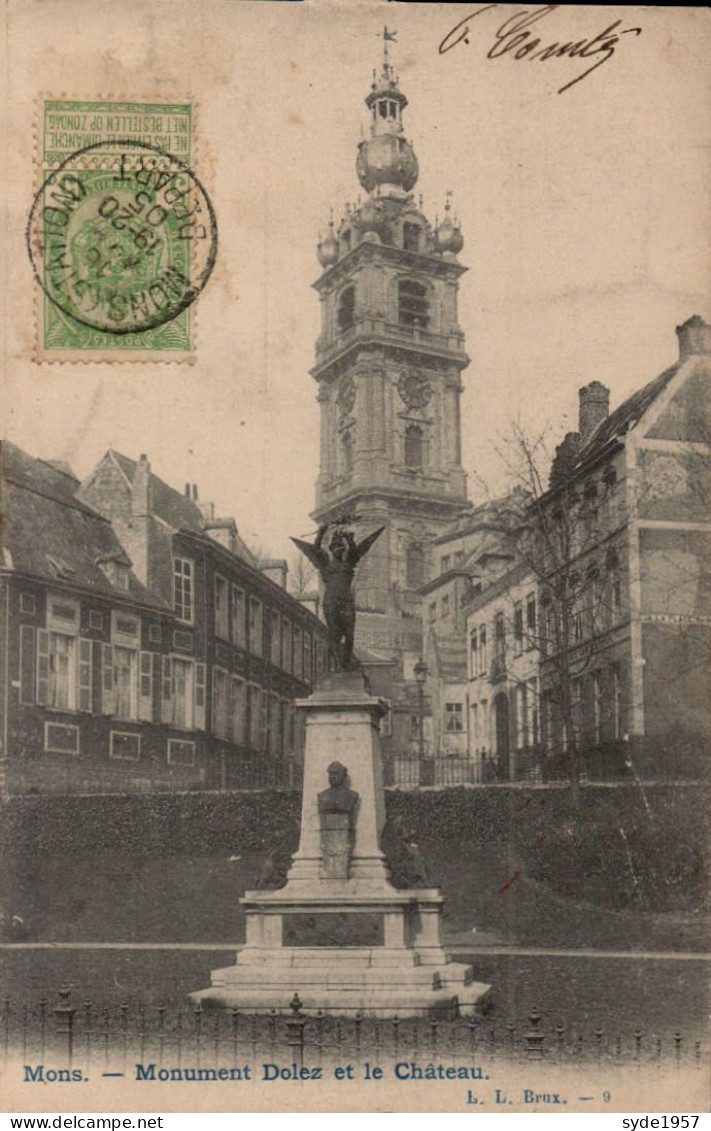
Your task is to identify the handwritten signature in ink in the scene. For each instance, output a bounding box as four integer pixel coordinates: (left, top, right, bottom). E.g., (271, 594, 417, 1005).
(438, 4, 642, 94)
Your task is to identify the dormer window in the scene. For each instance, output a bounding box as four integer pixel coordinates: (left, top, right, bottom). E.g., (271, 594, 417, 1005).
(96, 556, 129, 590)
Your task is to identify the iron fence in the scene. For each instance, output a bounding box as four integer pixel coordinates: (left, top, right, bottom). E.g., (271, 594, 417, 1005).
(1, 987, 706, 1073)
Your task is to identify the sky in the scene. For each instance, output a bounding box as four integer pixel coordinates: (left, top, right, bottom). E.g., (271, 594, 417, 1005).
(3, 1, 710, 560)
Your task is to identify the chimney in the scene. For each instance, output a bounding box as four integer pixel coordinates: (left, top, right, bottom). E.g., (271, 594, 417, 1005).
(261, 559, 289, 590)
(185, 482, 190, 498)
(204, 518, 237, 554)
(549, 432, 581, 490)
(192, 484, 198, 501)
(578, 381, 610, 445)
(676, 315, 711, 360)
(131, 454, 152, 516)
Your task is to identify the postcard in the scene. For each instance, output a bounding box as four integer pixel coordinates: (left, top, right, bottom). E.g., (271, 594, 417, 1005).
(1, 0, 709, 1115)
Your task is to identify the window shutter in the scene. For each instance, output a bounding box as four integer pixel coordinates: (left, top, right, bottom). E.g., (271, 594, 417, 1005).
(101, 643, 115, 715)
(19, 625, 36, 705)
(139, 651, 154, 722)
(161, 655, 173, 724)
(78, 639, 93, 712)
(36, 629, 50, 706)
(194, 662, 206, 730)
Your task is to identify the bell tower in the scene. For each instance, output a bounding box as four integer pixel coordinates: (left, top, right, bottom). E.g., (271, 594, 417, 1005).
(311, 30, 472, 655)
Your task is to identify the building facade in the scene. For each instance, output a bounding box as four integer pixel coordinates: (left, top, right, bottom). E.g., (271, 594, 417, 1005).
(0, 443, 328, 796)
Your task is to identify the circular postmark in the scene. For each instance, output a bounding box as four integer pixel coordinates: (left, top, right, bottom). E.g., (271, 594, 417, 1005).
(27, 139, 217, 336)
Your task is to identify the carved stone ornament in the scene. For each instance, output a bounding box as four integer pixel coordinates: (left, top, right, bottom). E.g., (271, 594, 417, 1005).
(337, 376, 356, 417)
(398, 370, 432, 410)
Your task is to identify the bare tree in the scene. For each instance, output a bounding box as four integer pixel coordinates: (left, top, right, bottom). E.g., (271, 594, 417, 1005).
(473, 422, 630, 804)
(287, 550, 317, 598)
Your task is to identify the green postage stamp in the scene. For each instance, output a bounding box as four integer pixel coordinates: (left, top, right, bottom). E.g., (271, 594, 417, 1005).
(29, 99, 216, 362)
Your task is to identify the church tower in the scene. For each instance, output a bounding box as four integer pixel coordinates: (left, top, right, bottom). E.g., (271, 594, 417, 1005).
(312, 33, 472, 656)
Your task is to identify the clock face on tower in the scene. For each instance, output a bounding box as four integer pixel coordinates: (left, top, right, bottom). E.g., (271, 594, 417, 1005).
(398, 370, 432, 410)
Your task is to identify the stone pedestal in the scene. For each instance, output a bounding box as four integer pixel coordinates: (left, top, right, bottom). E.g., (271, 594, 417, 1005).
(191, 671, 492, 1018)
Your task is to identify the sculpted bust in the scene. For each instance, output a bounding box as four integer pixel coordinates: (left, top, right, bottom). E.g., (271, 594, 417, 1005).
(317, 761, 359, 879)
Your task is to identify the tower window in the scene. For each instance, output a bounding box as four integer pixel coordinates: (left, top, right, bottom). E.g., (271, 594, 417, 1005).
(403, 223, 421, 253)
(337, 285, 355, 331)
(342, 431, 353, 476)
(398, 279, 429, 328)
(379, 101, 388, 119)
(404, 424, 423, 470)
(406, 542, 425, 589)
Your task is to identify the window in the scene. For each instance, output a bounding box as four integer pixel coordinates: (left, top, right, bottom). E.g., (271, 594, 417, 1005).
(303, 633, 313, 683)
(269, 694, 282, 755)
(214, 575, 229, 639)
(542, 691, 554, 754)
(441, 594, 450, 618)
(454, 551, 465, 565)
(174, 558, 194, 623)
(282, 617, 292, 673)
(403, 223, 420, 252)
(515, 684, 527, 748)
(149, 624, 162, 643)
(471, 703, 478, 750)
(88, 610, 102, 630)
(611, 663, 622, 740)
(593, 671, 603, 745)
(248, 597, 263, 657)
(170, 657, 194, 730)
(230, 677, 246, 744)
(479, 626, 487, 675)
(293, 625, 303, 679)
(469, 629, 477, 676)
(429, 602, 437, 623)
(110, 731, 140, 762)
(337, 284, 355, 331)
(406, 543, 425, 589)
(44, 721, 79, 754)
(570, 678, 582, 749)
(232, 586, 246, 648)
(441, 555, 451, 573)
(248, 684, 262, 749)
(398, 279, 429, 328)
(114, 646, 138, 720)
(20, 593, 36, 614)
(493, 613, 506, 669)
(47, 633, 76, 709)
(404, 425, 423, 470)
(342, 431, 353, 476)
(173, 630, 193, 651)
(526, 594, 536, 647)
(212, 667, 230, 740)
(528, 678, 539, 745)
(514, 603, 524, 655)
(445, 702, 464, 733)
(270, 610, 281, 667)
(168, 739, 195, 766)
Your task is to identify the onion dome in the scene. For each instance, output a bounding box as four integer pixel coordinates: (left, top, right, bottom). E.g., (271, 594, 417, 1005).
(434, 195, 463, 255)
(356, 41, 419, 196)
(356, 134, 418, 194)
(317, 220, 338, 267)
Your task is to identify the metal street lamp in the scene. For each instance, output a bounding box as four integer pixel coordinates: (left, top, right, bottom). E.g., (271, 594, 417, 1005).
(413, 658, 428, 761)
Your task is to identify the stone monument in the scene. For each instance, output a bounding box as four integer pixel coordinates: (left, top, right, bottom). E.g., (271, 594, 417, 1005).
(190, 519, 491, 1017)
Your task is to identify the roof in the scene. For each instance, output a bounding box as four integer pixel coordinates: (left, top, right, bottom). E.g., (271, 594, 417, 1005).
(109, 449, 257, 567)
(1, 441, 169, 610)
(575, 363, 680, 470)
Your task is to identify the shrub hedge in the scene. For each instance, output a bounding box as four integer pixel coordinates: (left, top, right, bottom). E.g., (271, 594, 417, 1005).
(2, 784, 707, 914)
